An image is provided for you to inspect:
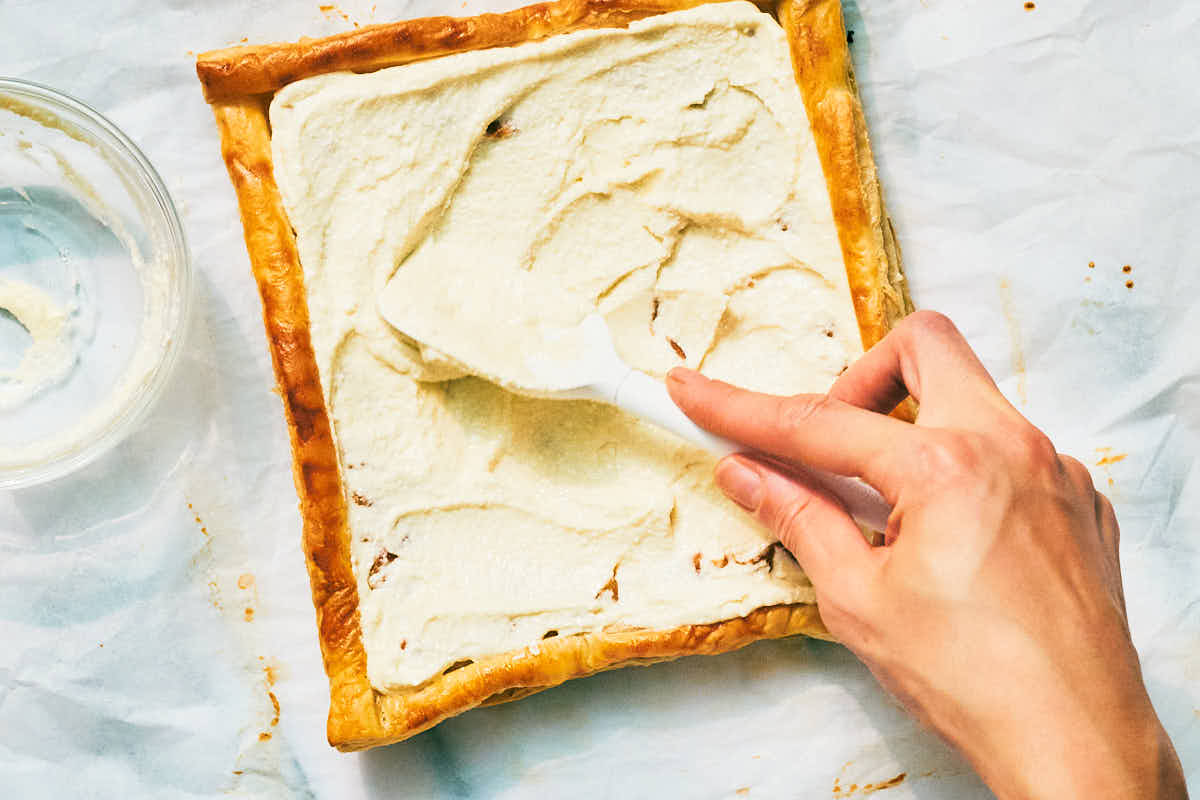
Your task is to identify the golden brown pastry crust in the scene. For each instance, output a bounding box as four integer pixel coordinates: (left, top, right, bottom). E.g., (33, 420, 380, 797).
(778, 0, 913, 351)
(198, 0, 908, 751)
(198, 0, 734, 102)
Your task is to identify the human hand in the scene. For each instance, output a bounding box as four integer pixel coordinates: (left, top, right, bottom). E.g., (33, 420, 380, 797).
(666, 311, 1186, 800)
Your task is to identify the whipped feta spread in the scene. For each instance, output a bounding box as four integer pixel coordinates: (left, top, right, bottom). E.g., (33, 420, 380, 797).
(0, 278, 75, 409)
(271, 1, 863, 691)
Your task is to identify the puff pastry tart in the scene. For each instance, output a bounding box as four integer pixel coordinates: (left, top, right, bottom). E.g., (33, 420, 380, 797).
(197, 0, 911, 751)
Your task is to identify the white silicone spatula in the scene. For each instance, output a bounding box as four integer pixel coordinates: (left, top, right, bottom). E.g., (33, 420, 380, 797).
(381, 303, 893, 531)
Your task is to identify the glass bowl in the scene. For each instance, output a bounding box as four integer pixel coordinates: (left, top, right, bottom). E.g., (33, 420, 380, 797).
(0, 78, 191, 489)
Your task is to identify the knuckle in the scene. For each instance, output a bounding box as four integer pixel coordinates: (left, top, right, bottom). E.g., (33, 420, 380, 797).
(1015, 426, 1058, 466)
(908, 431, 980, 481)
(1001, 426, 1063, 484)
(777, 393, 834, 432)
(816, 596, 855, 638)
(773, 493, 818, 542)
(817, 586, 875, 650)
(902, 309, 961, 342)
(1059, 454, 1096, 490)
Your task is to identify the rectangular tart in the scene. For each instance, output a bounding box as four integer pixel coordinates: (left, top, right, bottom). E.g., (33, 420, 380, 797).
(197, 0, 910, 751)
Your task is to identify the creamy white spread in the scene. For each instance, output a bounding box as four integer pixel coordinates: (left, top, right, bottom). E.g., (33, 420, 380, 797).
(0, 278, 75, 408)
(270, 1, 863, 691)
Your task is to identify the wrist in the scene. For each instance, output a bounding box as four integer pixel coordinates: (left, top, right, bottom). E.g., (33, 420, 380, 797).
(960, 690, 1184, 800)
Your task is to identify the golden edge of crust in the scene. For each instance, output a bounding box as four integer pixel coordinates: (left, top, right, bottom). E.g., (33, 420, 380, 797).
(358, 604, 829, 751)
(209, 98, 384, 746)
(200, 0, 907, 751)
(779, 0, 913, 353)
(196, 0, 775, 102)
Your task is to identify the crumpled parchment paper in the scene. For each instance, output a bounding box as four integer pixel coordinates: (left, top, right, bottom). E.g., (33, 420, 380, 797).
(1, 0, 1196, 796)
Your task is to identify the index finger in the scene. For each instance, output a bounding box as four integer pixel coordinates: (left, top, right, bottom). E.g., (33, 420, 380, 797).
(666, 368, 913, 497)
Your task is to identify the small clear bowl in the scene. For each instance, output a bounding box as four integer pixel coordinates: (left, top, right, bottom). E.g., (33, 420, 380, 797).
(0, 78, 191, 489)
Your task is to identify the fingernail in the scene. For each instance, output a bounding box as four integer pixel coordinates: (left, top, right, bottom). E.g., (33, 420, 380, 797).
(667, 367, 701, 387)
(715, 459, 763, 511)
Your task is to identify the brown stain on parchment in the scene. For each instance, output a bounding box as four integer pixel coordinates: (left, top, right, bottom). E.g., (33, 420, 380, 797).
(184, 500, 284, 755)
(186, 502, 266, 624)
(238, 573, 257, 623)
(832, 761, 909, 798)
(318, 3, 360, 26)
(1082, 261, 1135, 290)
(997, 279, 1028, 404)
(257, 657, 281, 741)
(1094, 447, 1128, 489)
(182, 502, 285, 781)
(190, 501, 215, 610)
(187, 501, 209, 537)
(832, 772, 907, 797)
(261, 655, 282, 687)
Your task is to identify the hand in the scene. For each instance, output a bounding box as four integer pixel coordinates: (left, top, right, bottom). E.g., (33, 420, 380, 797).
(667, 311, 1187, 800)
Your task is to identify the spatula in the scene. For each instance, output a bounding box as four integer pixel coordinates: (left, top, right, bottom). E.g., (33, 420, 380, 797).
(380, 302, 892, 532)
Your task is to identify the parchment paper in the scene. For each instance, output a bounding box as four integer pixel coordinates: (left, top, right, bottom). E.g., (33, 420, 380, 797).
(2, 0, 1197, 797)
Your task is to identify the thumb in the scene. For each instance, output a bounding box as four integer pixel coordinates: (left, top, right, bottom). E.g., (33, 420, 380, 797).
(714, 455, 876, 605)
